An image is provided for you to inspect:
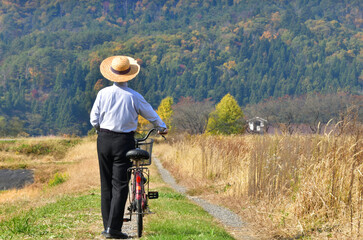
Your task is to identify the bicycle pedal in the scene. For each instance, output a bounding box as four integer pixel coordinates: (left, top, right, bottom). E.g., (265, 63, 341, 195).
(148, 191, 158, 199)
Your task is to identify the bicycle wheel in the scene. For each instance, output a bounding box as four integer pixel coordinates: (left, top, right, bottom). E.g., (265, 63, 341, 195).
(136, 198, 143, 237)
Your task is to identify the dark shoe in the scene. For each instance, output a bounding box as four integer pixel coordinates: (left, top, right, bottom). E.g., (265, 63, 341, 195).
(104, 227, 129, 239)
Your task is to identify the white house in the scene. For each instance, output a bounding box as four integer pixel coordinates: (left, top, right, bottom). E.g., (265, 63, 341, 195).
(247, 117, 268, 134)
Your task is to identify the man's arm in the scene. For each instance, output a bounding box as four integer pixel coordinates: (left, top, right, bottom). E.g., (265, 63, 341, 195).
(137, 95, 167, 132)
(90, 93, 101, 131)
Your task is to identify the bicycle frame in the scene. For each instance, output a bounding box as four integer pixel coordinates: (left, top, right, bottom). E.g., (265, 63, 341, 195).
(124, 128, 161, 237)
(128, 166, 150, 212)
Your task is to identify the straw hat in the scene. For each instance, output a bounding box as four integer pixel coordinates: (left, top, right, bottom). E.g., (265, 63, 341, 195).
(100, 55, 140, 82)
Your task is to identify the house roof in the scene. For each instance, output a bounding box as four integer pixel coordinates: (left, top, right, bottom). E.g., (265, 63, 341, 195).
(247, 116, 267, 122)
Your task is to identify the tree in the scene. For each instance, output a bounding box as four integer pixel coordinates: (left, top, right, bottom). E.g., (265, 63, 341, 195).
(172, 97, 214, 134)
(206, 93, 245, 135)
(157, 96, 174, 130)
(0, 116, 6, 136)
(137, 115, 151, 132)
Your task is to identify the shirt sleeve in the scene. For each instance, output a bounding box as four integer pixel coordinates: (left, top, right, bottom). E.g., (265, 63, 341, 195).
(90, 92, 101, 129)
(137, 94, 167, 130)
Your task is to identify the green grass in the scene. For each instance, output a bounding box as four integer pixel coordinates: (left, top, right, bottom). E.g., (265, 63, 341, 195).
(143, 187, 234, 240)
(0, 186, 234, 240)
(0, 191, 101, 240)
(0, 145, 234, 239)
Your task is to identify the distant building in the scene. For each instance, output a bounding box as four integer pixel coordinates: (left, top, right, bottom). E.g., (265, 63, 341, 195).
(247, 117, 267, 134)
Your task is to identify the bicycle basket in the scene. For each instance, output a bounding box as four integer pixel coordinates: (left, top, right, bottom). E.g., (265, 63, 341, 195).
(135, 138, 154, 166)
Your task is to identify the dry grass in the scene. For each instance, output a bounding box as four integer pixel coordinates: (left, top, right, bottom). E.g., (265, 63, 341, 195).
(56, 137, 100, 194)
(0, 136, 100, 220)
(154, 122, 362, 239)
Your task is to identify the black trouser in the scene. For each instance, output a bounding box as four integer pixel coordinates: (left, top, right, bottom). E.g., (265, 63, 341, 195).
(97, 131, 135, 231)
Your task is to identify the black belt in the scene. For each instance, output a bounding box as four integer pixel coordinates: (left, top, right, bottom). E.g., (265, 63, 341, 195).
(99, 128, 134, 135)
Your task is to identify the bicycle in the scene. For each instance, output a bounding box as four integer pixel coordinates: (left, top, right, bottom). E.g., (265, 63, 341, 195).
(124, 128, 163, 238)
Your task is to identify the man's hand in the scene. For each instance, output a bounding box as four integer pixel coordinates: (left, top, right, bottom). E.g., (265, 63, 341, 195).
(158, 128, 168, 135)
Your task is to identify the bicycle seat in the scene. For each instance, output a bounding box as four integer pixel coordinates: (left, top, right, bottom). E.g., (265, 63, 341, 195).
(126, 148, 150, 160)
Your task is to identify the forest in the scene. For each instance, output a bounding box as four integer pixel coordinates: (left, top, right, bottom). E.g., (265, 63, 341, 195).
(0, 0, 361, 136)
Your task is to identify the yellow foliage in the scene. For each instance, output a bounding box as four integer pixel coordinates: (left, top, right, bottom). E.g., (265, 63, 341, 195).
(93, 79, 104, 91)
(347, 49, 355, 57)
(354, 17, 363, 28)
(354, 32, 363, 41)
(206, 93, 244, 135)
(89, 52, 102, 69)
(96, 16, 106, 22)
(191, 30, 200, 36)
(223, 60, 236, 70)
(112, 43, 123, 52)
(137, 115, 150, 131)
(28, 67, 35, 77)
(157, 96, 173, 129)
(2, 0, 15, 7)
(260, 30, 277, 40)
(116, 17, 123, 24)
(221, 26, 229, 33)
(151, 55, 158, 65)
(271, 11, 281, 22)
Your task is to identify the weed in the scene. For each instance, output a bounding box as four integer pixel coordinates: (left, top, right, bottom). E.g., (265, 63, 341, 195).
(14, 143, 51, 155)
(1, 137, 82, 159)
(5, 215, 32, 234)
(48, 172, 68, 187)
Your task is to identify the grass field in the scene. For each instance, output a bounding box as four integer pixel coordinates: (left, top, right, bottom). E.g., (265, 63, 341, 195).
(2, 120, 361, 239)
(154, 122, 362, 239)
(0, 136, 234, 239)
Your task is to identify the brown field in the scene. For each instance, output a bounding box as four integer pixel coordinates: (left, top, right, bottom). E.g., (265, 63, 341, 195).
(154, 124, 362, 239)
(0, 136, 100, 220)
(1, 121, 361, 239)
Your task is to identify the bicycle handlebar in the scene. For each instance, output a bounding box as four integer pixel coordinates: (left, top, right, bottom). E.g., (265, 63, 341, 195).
(136, 128, 157, 142)
(136, 128, 168, 143)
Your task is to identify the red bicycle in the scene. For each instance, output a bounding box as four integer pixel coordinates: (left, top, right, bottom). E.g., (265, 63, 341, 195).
(125, 128, 162, 237)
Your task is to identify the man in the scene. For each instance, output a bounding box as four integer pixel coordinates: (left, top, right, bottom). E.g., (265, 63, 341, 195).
(90, 55, 167, 239)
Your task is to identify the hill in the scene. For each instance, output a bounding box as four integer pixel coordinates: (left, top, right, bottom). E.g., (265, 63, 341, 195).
(0, 0, 362, 135)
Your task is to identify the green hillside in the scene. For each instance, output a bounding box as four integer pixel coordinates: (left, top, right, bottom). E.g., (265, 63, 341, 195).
(0, 0, 361, 136)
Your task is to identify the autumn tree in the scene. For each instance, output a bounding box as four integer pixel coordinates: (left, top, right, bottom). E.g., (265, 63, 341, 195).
(157, 96, 174, 130)
(172, 97, 214, 134)
(137, 115, 151, 132)
(206, 94, 245, 135)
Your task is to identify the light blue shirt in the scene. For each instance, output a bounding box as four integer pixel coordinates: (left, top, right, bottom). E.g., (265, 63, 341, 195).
(90, 82, 166, 133)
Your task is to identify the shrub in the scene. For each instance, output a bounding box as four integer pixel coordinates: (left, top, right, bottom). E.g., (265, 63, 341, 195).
(48, 172, 68, 187)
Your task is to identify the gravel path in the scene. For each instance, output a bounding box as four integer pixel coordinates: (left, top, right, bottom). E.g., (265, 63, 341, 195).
(113, 157, 256, 239)
(153, 157, 256, 240)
